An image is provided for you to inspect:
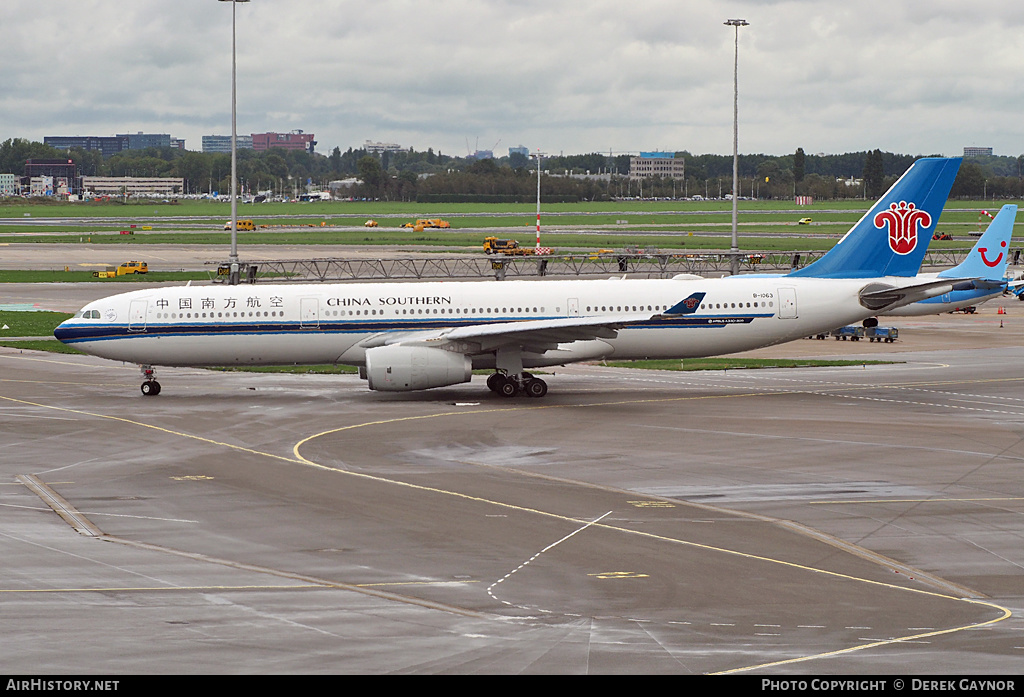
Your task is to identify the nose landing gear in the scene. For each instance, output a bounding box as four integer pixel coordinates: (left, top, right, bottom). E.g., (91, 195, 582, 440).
(140, 365, 161, 396)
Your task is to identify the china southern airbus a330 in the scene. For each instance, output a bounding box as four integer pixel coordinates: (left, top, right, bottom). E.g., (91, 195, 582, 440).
(56, 157, 963, 398)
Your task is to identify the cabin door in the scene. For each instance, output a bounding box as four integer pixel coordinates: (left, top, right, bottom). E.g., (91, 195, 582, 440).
(128, 300, 148, 332)
(300, 298, 319, 329)
(778, 287, 798, 319)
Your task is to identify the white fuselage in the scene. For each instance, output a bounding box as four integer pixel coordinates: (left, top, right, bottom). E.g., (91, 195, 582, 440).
(57, 276, 896, 369)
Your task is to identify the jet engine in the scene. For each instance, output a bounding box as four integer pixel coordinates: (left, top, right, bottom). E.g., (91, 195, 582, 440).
(365, 345, 472, 392)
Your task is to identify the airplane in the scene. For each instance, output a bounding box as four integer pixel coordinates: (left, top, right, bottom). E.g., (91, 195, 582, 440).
(881, 203, 1017, 316)
(55, 157, 963, 398)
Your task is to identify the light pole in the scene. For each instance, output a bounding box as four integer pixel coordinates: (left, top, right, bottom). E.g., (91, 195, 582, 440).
(220, 0, 249, 284)
(725, 18, 748, 275)
(534, 150, 546, 250)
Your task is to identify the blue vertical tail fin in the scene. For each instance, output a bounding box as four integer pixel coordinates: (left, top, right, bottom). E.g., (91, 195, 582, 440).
(788, 157, 961, 278)
(937, 204, 1017, 280)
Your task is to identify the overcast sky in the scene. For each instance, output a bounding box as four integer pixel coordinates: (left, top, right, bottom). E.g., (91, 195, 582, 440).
(3, 0, 1023, 159)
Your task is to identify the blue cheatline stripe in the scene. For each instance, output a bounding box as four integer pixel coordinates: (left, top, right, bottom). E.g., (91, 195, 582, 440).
(56, 313, 773, 345)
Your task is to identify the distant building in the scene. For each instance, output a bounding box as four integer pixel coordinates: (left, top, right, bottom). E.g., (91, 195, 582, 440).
(0, 173, 19, 196)
(202, 135, 254, 153)
(252, 130, 316, 153)
(117, 132, 172, 150)
(24, 159, 80, 195)
(82, 176, 184, 196)
(629, 152, 685, 180)
(964, 147, 993, 158)
(44, 135, 128, 158)
(30, 176, 54, 197)
(508, 145, 530, 157)
(45, 133, 182, 156)
(364, 140, 404, 154)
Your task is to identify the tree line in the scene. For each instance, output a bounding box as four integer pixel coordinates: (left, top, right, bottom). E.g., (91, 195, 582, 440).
(2, 137, 1021, 201)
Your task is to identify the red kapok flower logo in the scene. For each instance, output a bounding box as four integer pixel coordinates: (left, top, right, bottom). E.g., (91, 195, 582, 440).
(874, 201, 931, 255)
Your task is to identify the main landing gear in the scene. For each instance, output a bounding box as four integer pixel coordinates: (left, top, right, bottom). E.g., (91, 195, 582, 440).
(486, 371, 548, 398)
(140, 365, 161, 396)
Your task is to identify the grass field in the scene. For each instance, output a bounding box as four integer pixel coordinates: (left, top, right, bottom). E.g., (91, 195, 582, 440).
(0, 198, 888, 219)
(0, 198, 1012, 260)
(0, 311, 81, 353)
(0, 197, 1014, 216)
(0, 310, 73, 336)
(0, 223, 995, 252)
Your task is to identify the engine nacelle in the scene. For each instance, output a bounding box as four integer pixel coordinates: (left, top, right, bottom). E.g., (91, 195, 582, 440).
(365, 345, 472, 392)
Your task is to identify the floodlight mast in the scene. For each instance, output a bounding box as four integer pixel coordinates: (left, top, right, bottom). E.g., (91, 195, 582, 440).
(220, 0, 250, 284)
(535, 150, 546, 250)
(725, 18, 748, 276)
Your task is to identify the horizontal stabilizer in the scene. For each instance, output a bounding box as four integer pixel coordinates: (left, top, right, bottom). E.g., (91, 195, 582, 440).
(859, 278, 971, 311)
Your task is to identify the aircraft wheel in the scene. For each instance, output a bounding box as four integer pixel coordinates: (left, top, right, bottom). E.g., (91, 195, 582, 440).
(525, 378, 548, 398)
(498, 378, 518, 398)
(141, 380, 161, 396)
(486, 373, 503, 393)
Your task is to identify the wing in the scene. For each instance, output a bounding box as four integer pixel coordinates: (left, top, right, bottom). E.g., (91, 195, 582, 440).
(357, 292, 707, 355)
(354, 313, 649, 357)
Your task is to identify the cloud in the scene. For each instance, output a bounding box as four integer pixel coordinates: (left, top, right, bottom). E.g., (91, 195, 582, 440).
(2, 0, 1023, 158)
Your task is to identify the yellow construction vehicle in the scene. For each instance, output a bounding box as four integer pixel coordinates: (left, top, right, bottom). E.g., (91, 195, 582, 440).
(483, 237, 535, 255)
(403, 218, 451, 230)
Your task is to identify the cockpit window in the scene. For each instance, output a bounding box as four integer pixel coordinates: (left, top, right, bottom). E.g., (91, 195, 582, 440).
(78, 309, 101, 319)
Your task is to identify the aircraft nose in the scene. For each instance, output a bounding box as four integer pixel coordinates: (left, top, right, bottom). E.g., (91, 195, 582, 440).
(53, 318, 77, 343)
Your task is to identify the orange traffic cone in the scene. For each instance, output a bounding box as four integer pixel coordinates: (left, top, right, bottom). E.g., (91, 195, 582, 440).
(998, 307, 1006, 314)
